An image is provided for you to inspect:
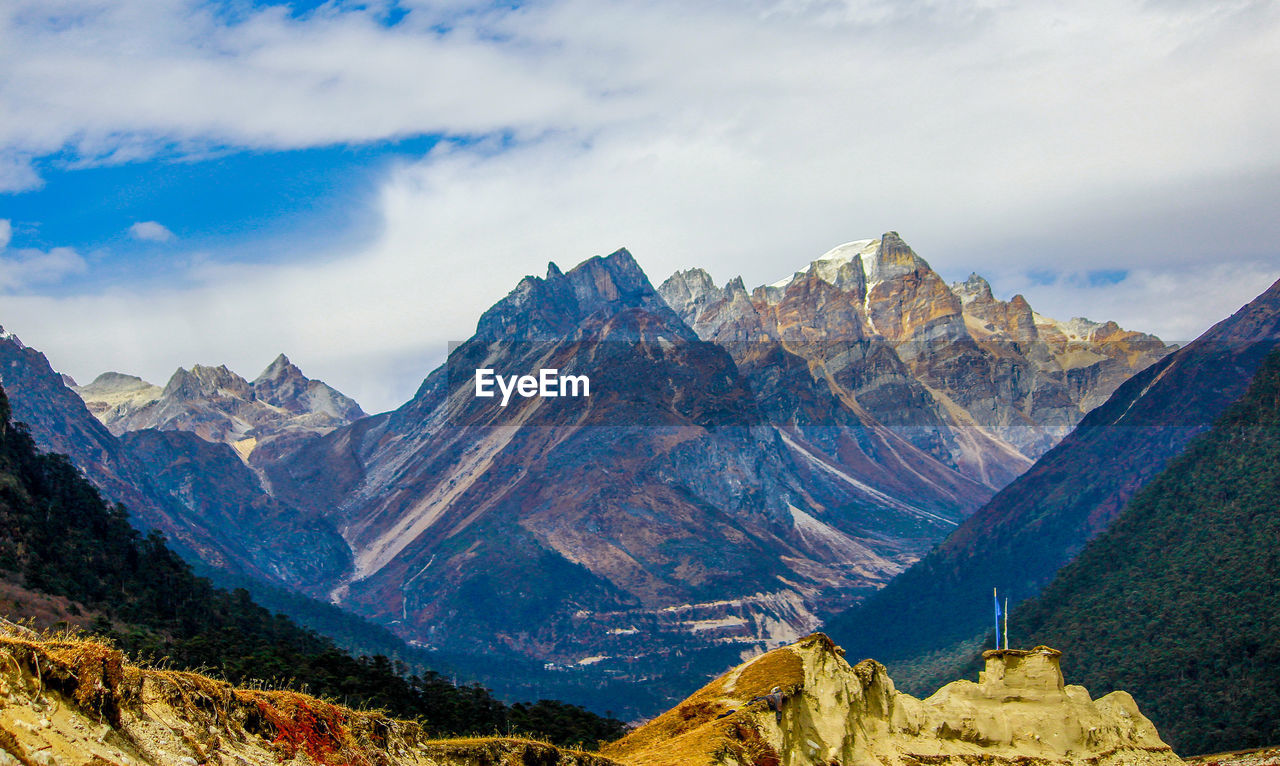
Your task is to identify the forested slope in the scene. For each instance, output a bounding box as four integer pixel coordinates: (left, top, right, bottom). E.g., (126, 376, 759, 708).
(996, 348, 1280, 755)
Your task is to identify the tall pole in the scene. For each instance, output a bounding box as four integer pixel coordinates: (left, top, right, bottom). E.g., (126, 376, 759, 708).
(1003, 596, 1008, 650)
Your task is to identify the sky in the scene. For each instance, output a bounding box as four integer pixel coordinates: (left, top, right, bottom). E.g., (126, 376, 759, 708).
(1, 0, 1278, 413)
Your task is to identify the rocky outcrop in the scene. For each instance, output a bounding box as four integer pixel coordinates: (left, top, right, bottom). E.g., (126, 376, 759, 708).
(74, 354, 365, 461)
(604, 635, 1180, 766)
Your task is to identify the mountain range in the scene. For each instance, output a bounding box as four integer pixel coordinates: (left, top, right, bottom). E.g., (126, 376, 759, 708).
(0, 233, 1169, 710)
(253, 236, 1171, 688)
(0, 233, 1184, 718)
(75, 354, 366, 465)
(660, 233, 1168, 488)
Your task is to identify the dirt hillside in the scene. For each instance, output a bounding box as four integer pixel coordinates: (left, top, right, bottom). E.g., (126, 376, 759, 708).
(0, 627, 618, 766)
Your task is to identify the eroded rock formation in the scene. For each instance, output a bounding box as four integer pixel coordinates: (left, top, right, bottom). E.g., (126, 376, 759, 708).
(605, 634, 1179, 766)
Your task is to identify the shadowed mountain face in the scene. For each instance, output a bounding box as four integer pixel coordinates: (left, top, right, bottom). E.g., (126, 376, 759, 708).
(822, 277, 1280, 678)
(0, 330, 351, 593)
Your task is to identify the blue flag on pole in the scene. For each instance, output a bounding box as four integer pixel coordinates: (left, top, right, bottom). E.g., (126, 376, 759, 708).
(993, 588, 1002, 649)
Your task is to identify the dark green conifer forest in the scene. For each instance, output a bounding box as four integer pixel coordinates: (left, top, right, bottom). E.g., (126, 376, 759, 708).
(1006, 348, 1280, 754)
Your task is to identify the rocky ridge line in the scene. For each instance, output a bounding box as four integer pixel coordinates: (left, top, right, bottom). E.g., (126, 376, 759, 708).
(74, 354, 366, 462)
(659, 233, 1171, 487)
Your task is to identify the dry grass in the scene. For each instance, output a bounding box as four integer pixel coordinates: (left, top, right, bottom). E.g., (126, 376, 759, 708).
(730, 647, 804, 700)
(0, 629, 623, 766)
(0, 626, 129, 725)
(602, 636, 840, 766)
(0, 624, 413, 764)
(714, 719, 781, 766)
(418, 737, 621, 766)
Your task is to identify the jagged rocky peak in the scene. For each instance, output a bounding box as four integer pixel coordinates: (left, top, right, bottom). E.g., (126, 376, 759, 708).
(563, 246, 654, 307)
(952, 272, 996, 305)
(757, 231, 933, 301)
(657, 267, 720, 316)
(864, 230, 931, 285)
(658, 269, 766, 342)
(163, 364, 252, 401)
(252, 354, 366, 420)
(760, 238, 878, 301)
(254, 352, 298, 383)
(949, 274, 1041, 341)
(477, 247, 676, 341)
(604, 634, 1179, 766)
(0, 325, 25, 349)
(72, 355, 366, 452)
(808, 238, 875, 294)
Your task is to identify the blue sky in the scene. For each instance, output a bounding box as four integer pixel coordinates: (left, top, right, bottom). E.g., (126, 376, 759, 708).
(4, 137, 438, 293)
(2, 0, 1278, 411)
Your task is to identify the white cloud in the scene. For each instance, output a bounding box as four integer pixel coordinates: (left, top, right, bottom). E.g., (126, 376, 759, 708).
(129, 221, 175, 242)
(0, 153, 41, 193)
(1, 218, 89, 291)
(0, 246, 88, 291)
(1, 0, 1278, 411)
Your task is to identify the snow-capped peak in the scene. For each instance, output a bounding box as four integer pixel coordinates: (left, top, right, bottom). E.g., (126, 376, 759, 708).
(769, 238, 880, 291)
(815, 238, 879, 264)
(0, 326, 25, 349)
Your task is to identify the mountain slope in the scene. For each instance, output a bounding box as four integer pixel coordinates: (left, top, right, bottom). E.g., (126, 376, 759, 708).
(1001, 347, 1280, 755)
(822, 277, 1280, 675)
(0, 381, 625, 747)
(0, 329, 352, 592)
(119, 428, 351, 591)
